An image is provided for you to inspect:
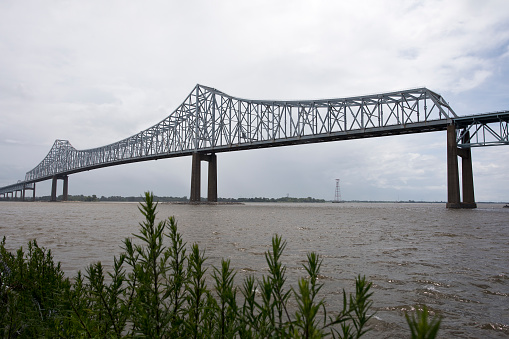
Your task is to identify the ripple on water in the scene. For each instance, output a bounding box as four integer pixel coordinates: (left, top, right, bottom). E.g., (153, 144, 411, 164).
(376, 304, 442, 316)
(476, 322, 509, 336)
(489, 273, 509, 284)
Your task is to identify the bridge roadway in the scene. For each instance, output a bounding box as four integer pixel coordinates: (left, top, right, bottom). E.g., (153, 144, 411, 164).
(1, 85, 508, 207)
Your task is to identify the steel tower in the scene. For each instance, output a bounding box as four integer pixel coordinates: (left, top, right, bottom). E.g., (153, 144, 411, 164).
(334, 179, 342, 203)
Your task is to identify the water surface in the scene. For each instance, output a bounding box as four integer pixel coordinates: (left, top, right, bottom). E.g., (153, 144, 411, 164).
(1, 201, 508, 338)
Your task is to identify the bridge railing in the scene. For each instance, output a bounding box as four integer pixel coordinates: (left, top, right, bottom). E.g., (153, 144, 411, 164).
(24, 85, 457, 182)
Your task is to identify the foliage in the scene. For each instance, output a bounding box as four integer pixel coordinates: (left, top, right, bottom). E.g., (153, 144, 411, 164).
(0, 237, 69, 337)
(16, 194, 325, 203)
(218, 196, 327, 203)
(405, 306, 442, 339)
(0, 191, 440, 338)
(32, 194, 187, 202)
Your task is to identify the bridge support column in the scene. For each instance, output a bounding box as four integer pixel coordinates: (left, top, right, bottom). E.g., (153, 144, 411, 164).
(190, 152, 218, 203)
(446, 125, 476, 208)
(62, 176, 68, 201)
(207, 153, 217, 202)
(51, 175, 69, 202)
(446, 125, 461, 208)
(23, 183, 36, 202)
(190, 153, 201, 202)
(458, 131, 476, 208)
(51, 176, 58, 201)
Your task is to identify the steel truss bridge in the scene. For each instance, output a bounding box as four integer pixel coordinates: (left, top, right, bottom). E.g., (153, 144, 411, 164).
(1, 84, 508, 207)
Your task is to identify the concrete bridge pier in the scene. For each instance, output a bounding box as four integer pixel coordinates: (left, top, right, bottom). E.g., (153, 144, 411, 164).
(446, 125, 476, 208)
(51, 175, 69, 202)
(23, 182, 36, 201)
(190, 152, 217, 203)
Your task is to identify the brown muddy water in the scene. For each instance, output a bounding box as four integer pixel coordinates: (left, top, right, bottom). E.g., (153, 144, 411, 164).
(1, 201, 508, 338)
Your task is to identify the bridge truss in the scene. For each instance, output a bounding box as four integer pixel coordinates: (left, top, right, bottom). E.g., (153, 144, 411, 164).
(454, 111, 509, 147)
(22, 85, 457, 183)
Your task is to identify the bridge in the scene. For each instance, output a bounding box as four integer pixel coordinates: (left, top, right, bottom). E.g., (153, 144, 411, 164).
(1, 84, 508, 207)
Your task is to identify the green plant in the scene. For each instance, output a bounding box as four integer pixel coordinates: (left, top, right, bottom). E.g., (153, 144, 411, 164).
(212, 259, 238, 337)
(184, 242, 209, 338)
(0, 237, 69, 337)
(405, 306, 442, 339)
(292, 252, 325, 338)
(166, 215, 188, 336)
(123, 192, 173, 337)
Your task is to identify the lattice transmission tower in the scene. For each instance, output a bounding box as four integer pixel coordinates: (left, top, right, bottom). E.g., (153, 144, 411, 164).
(333, 179, 342, 203)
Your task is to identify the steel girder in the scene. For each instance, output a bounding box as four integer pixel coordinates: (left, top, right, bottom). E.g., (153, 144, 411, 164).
(23, 84, 456, 183)
(454, 111, 509, 148)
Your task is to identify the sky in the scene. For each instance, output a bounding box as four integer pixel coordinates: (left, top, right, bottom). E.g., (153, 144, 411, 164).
(1, 0, 508, 202)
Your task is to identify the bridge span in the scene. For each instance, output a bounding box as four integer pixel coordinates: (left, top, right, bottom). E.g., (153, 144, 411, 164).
(1, 85, 508, 207)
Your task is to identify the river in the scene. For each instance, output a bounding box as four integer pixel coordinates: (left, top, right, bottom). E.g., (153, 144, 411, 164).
(1, 201, 508, 338)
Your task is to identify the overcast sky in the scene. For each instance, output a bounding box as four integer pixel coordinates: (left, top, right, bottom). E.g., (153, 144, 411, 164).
(1, 0, 508, 202)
